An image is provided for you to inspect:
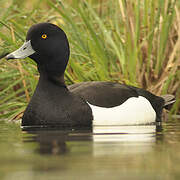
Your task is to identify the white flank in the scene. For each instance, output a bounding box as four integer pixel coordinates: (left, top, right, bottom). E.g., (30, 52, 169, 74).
(88, 96, 156, 125)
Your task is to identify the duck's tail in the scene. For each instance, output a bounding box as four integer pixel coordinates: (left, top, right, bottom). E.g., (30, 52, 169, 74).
(161, 94, 176, 110)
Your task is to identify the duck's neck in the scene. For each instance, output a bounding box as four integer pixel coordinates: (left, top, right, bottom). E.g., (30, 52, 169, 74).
(36, 54, 68, 88)
(39, 72, 67, 88)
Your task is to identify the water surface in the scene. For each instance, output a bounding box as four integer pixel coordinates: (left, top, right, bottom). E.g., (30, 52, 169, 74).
(0, 118, 180, 180)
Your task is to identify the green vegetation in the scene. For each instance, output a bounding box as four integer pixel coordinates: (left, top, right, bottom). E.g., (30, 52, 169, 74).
(0, 0, 179, 120)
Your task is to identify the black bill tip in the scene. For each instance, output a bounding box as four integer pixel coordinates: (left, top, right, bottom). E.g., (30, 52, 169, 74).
(5, 53, 15, 60)
(0, 52, 9, 60)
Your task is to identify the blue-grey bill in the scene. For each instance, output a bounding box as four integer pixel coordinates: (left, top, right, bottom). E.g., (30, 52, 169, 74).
(5, 40, 35, 60)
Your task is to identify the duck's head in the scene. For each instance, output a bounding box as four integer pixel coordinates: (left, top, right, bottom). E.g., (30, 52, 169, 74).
(6, 23, 70, 77)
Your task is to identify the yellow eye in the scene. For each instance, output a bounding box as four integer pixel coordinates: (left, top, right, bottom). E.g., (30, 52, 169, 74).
(41, 34, 47, 39)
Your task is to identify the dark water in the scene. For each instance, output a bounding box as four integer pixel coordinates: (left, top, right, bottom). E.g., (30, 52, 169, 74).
(0, 118, 180, 180)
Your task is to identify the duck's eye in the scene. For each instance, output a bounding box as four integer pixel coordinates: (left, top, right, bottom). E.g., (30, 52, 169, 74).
(41, 34, 47, 39)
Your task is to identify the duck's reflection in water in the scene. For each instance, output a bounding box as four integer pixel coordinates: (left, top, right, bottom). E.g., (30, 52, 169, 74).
(23, 129, 92, 155)
(23, 124, 162, 156)
(93, 125, 161, 156)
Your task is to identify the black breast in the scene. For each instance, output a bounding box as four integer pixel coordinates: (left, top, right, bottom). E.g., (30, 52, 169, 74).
(22, 77, 93, 128)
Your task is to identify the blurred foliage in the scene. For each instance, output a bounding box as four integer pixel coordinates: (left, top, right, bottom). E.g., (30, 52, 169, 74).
(0, 0, 179, 120)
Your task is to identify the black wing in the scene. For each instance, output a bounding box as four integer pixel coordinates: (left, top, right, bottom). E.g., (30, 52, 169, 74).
(68, 81, 138, 108)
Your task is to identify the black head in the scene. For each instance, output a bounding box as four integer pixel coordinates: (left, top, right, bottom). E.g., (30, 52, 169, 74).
(6, 23, 70, 77)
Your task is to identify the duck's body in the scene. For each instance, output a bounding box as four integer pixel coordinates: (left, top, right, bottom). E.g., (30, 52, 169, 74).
(5, 23, 175, 127)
